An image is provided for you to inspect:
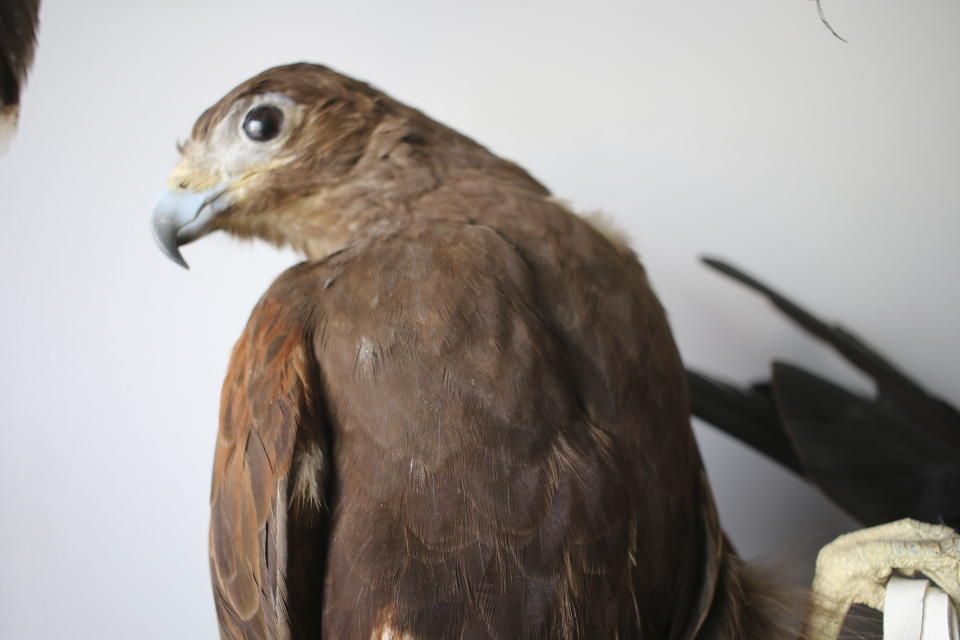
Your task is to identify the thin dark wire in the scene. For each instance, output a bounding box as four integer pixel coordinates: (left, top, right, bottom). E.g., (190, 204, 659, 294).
(816, 0, 849, 43)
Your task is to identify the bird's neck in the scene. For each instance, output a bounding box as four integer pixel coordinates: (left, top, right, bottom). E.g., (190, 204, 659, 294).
(280, 143, 552, 261)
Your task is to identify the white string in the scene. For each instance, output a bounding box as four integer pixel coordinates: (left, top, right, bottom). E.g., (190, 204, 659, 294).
(921, 586, 959, 640)
(884, 576, 959, 640)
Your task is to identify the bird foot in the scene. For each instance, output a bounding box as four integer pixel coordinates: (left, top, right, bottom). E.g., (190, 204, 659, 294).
(806, 518, 960, 640)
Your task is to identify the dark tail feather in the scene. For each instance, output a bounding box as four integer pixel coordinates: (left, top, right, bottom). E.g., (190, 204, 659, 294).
(688, 368, 802, 474)
(699, 256, 960, 449)
(771, 361, 960, 528)
(690, 257, 960, 530)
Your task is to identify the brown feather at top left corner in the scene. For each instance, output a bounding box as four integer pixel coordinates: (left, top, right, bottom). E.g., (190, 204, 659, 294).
(0, 0, 41, 152)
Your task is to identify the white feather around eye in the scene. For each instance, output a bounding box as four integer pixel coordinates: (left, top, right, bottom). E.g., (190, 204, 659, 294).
(193, 92, 304, 178)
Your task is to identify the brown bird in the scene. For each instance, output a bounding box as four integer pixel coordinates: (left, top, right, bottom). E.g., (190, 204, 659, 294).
(0, 0, 40, 150)
(152, 63, 800, 640)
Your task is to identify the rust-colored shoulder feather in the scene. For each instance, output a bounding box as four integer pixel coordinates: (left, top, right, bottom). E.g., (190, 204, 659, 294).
(211, 268, 328, 639)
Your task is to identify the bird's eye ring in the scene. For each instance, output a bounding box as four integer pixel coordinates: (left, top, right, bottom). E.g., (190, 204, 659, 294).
(242, 105, 284, 142)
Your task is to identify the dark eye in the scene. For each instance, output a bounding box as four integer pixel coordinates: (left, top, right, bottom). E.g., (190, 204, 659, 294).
(242, 105, 284, 142)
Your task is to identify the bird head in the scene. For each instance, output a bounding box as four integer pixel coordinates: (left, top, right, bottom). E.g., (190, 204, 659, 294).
(152, 62, 548, 267)
(151, 63, 402, 268)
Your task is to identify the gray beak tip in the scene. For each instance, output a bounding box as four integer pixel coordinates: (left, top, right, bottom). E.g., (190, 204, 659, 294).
(151, 183, 229, 270)
(150, 218, 191, 269)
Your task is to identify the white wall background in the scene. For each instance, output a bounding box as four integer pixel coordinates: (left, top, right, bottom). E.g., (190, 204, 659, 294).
(1, 1, 957, 637)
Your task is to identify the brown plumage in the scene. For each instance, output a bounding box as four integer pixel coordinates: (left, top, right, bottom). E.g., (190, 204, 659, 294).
(0, 0, 40, 147)
(153, 63, 804, 639)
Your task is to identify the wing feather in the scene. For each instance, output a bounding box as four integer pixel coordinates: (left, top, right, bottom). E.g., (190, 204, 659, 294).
(210, 283, 327, 639)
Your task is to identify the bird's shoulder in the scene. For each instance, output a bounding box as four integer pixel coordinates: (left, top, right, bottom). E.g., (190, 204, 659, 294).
(260, 219, 537, 316)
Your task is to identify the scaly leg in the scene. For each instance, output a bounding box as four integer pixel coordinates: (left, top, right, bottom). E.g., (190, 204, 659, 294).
(806, 519, 960, 640)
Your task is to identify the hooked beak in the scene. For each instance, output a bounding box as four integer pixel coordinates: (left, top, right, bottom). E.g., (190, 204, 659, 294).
(151, 184, 232, 268)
